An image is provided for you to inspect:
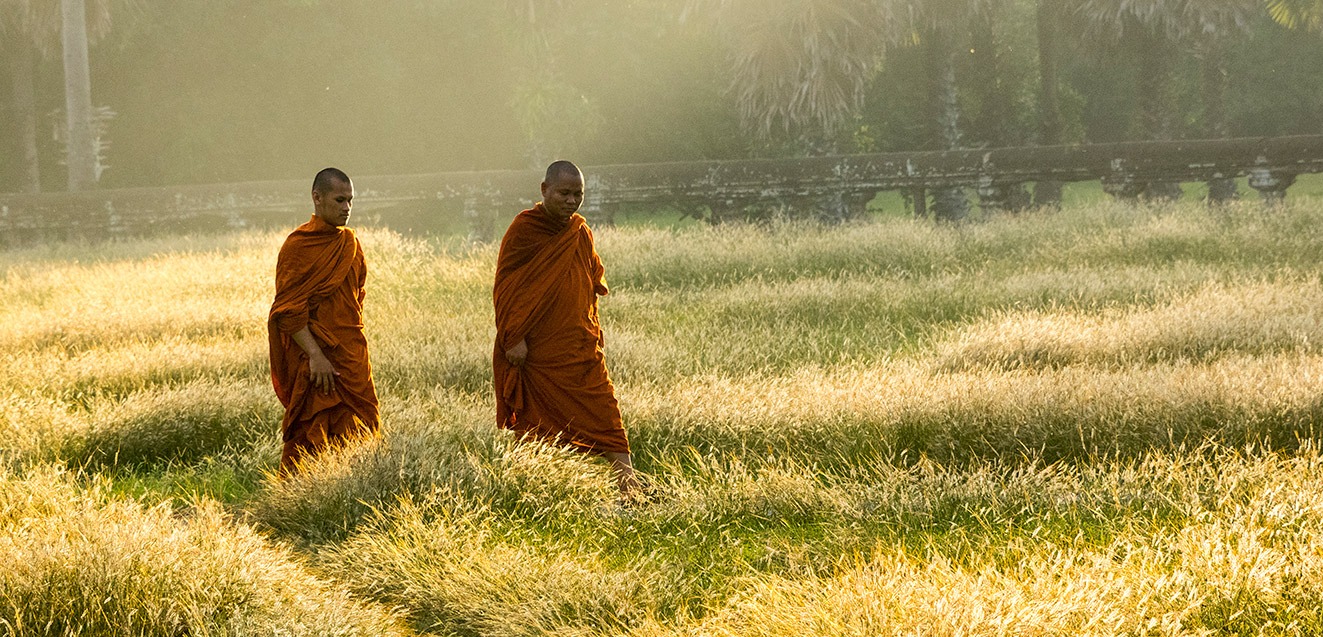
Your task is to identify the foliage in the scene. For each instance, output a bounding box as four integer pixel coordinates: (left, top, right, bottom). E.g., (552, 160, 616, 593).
(689, 0, 890, 148)
(0, 0, 120, 54)
(1267, 0, 1323, 30)
(3, 1, 1323, 192)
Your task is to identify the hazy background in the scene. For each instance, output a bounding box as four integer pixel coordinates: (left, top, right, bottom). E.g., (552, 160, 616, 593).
(2, 0, 1322, 192)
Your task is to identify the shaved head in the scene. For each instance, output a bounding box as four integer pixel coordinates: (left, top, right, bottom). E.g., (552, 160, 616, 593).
(540, 160, 585, 221)
(544, 160, 582, 183)
(312, 167, 351, 194)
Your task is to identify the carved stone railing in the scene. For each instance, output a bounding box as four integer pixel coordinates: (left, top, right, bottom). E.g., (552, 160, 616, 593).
(583, 134, 1323, 221)
(2, 135, 1320, 246)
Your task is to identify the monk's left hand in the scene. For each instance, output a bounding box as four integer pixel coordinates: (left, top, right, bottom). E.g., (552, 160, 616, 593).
(506, 338, 528, 366)
(308, 352, 339, 393)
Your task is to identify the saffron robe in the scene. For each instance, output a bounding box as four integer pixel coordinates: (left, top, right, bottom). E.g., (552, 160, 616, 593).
(493, 204, 629, 454)
(269, 215, 380, 472)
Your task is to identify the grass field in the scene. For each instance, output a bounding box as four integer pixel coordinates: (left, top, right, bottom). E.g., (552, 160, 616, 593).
(4, 192, 1323, 635)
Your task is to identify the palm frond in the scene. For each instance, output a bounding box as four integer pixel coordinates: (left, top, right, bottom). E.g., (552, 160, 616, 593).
(0, 0, 126, 56)
(1267, 0, 1323, 31)
(710, 0, 891, 141)
(1069, 0, 1259, 42)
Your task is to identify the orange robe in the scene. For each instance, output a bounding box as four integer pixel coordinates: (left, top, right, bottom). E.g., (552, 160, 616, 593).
(493, 203, 629, 454)
(269, 215, 380, 473)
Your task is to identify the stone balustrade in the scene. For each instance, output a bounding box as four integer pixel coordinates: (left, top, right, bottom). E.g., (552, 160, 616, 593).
(2, 135, 1320, 245)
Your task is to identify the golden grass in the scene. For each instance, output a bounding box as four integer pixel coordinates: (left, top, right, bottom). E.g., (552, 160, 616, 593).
(320, 496, 663, 637)
(627, 451, 1323, 637)
(4, 199, 1323, 635)
(623, 352, 1323, 464)
(938, 278, 1323, 370)
(0, 467, 410, 636)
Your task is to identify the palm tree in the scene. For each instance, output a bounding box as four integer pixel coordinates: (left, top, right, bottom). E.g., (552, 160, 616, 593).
(0, 0, 116, 192)
(1070, 1, 1182, 154)
(683, 0, 894, 222)
(893, 0, 993, 219)
(967, 0, 1026, 150)
(693, 0, 1000, 220)
(1033, 0, 1066, 207)
(0, 1, 45, 192)
(1192, 1, 1260, 202)
(968, 0, 1036, 211)
(1070, 0, 1258, 201)
(62, 0, 96, 190)
(689, 0, 891, 152)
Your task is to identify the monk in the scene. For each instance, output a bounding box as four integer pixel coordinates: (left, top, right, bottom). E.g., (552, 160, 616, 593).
(268, 167, 380, 475)
(493, 160, 642, 500)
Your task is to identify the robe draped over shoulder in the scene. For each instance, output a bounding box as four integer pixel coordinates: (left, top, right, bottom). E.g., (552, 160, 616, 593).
(492, 204, 628, 454)
(269, 215, 379, 471)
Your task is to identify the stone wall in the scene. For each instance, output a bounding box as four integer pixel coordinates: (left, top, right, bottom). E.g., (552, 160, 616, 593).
(2, 135, 1321, 246)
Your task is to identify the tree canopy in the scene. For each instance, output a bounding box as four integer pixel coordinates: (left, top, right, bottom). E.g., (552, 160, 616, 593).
(0, 0, 1320, 191)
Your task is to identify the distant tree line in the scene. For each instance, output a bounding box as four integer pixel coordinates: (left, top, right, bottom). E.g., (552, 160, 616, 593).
(0, 0, 1320, 201)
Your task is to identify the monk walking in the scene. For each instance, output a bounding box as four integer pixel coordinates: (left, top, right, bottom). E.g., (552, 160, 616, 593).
(493, 160, 643, 501)
(269, 167, 380, 475)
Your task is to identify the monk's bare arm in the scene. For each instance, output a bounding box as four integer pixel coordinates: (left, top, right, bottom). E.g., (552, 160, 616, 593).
(506, 338, 528, 366)
(292, 326, 337, 393)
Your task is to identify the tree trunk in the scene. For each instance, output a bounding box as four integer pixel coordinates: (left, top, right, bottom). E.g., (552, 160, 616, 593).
(62, 0, 98, 191)
(1202, 38, 1238, 203)
(8, 41, 42, 193)
(925, 28, 968, 221)
(971, 10, 1028, 214)
(971, 16, 1007, 147)
(1033, 0, 1062, 208)
(1135, 26, 1181, 201)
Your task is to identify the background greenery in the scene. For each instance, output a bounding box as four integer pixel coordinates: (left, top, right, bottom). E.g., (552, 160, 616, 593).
(1, 0, 1321, 192)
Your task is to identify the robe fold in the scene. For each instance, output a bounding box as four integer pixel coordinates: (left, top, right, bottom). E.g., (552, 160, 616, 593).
(269, 214, 379, 472)
(493, 203, 629, 454)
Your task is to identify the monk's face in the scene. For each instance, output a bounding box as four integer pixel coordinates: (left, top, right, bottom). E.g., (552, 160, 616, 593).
(540, 171, 584, 221)
(312, 178, 354, 227)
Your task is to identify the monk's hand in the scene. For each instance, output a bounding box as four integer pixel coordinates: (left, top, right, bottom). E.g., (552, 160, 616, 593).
(308, 352, 338, 393)
(506, 339, 528, 366)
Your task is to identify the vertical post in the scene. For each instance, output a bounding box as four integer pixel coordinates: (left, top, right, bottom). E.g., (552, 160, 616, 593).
(816, 192, 865, 223)
(932, 187, 968, 221)
(581, 190, 602, 222)
(707, 197, 739, 224)
(62, 0, 98, 191)
(1248, 168, 1296, 206)
(912, 187, 927, 218)
(1033, 180, 1063, 210)
(1102, 176, 1144, 201)
(843, 191, 872, 220)
(976, 176, 1010, 214)
(1206, 173, 1238, 204)
(463, 195, 488, 242)
(1102, 160, 1144, 201)
(581, 173, 609, 224)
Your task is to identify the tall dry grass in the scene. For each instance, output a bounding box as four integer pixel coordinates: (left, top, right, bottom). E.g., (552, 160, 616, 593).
(0, 467, 409, 636)
(625, 449, 1323, 637)
(4, 198, 1323, 634)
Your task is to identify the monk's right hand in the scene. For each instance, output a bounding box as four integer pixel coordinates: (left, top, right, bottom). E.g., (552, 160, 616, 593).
(506, 339, 528, 366)
(308, 353, 338, 393)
